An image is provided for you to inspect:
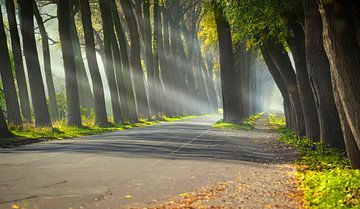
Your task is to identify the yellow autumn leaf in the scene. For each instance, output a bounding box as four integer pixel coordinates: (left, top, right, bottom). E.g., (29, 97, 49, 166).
(179, 193, 190, 197)
(11, 204, 19, 209)
(125, 194, 132, 199)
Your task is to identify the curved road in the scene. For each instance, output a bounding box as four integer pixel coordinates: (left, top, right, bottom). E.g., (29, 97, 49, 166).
(0, 115, 299, 209)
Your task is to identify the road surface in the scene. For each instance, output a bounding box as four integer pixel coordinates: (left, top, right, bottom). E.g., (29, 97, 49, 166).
(0, 115, 301, 209)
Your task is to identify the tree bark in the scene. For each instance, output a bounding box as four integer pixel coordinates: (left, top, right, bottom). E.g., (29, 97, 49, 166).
(169, 1, 186, 115)
(19, 0, 52, 127)
(69, 6, 94, 111)
(110, 0, 138, 123)
(319, 0, 360, 151)
(213, 1, 244, 123)
(153, 0, 166, 117)
(261, 46, 295, 131)
(333, 82, 360, 168)
(57, 0, 82, 126)
(264, 39, 305, 135)
(98, 0, 123, 124)
(110, 30, 127, 123)
(5, 0, 32, 123)
(303, 0, 344, 147)
(0, 105, 12, 138)
(33, 1, 59, 121)
(195, 37, 211, 114)
(205, 53, 219, 113)
(160, 7, 176, 117)
(143, 0, 157, 116)
(119, 0, 151, 119)
(0, 7, 22, 126)
(79, 0, 108, 126)
(285, 20, 320, 141)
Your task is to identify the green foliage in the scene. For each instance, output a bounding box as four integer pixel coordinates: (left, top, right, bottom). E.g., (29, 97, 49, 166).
(56, 92, 67, 120)
(269, 115, 360, 209)
(198, 10, 218, 53)
(212, 112, 264, 130)
(159, 115, 197, 122)
(216, 0, 291, 48)
(269, 113, 285, 129)
(0, 87, 5, 111)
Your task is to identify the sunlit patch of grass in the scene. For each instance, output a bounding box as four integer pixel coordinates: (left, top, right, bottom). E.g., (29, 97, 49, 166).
(212, 112, 264, 131)
(1, 115, 198, 147)
(268, 113, 286, 129)
(270, 115, 360, 209)
(159, 115, 197, 122)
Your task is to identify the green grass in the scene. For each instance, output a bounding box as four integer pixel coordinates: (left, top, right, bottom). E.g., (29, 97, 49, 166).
(159, 115, 197, 122)
(212, 112, 264, 131)
(269, 114, 360, 209)
(0, 115, 198, 147)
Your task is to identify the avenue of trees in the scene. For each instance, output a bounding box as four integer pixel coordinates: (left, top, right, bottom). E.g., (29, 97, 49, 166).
(2, 0, 357, 169)
(210, 0, 360, 168)
(0, 0, 274, 139)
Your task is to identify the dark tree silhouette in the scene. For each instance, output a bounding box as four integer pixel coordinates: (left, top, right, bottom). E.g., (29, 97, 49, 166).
(119, 0, 151, 119)
(79, 0, 108, 126)
(33, 1, 59, 121)
(0, 6, 22, 126)
(57, 0, 82, 126)
(18, 0, 52, 127)
(5, 0, 32, 123)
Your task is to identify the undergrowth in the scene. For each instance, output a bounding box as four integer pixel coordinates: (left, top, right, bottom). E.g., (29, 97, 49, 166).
(212, 112, 264, 130)
(269, 114, 360, 209)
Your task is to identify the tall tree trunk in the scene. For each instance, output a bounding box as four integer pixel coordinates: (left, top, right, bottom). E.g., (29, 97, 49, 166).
(110, 30, 127, 123)
(205, 54, 218, 113)
(285, 20, 320, 141)
(168, 1, 185, 115)
(33, 1, 59, 121)
(234, 42, 248, 118)
(0, 7, 22, 126)
(160, 7, 176, 117)
(69, 9, 94, 111)
(19, 0, 51, 127)
(195, 37, 211, 114)
(5, 0, 31, 123)
(213, 1, 244, 123)
(0, 105, 12, 138)
(333, 83, 360, 169)
(264, 39, 305, 135)
(183, 28, 197, 114)
(98, 0, 123, 124)
(79, 0, 108, 126)
(261, 46, 295, 131)
(57, 0, 82, 126)
(133, 0, 145, 48)
(304, 0, 344, 148)
(319, 0, 360, 167)
(119, 0, 150, 119)
(143, 0, 157, 116)
(153, 0, 166, 117)
(110, 0, 138, 123)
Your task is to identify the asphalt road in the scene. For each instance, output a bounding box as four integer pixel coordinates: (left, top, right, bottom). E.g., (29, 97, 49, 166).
(0, 115, 298, 209)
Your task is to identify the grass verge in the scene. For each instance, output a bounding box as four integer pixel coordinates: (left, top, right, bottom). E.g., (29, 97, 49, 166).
(0, 115, 198, 148)
(269, 114, 360, 209)
(212, 112, 264, 131)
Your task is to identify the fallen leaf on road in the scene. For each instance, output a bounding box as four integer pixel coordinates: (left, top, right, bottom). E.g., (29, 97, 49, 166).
(179, 193, 190, 197)
(125, 194, 133, 199)
(11, 204, 19, 209)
